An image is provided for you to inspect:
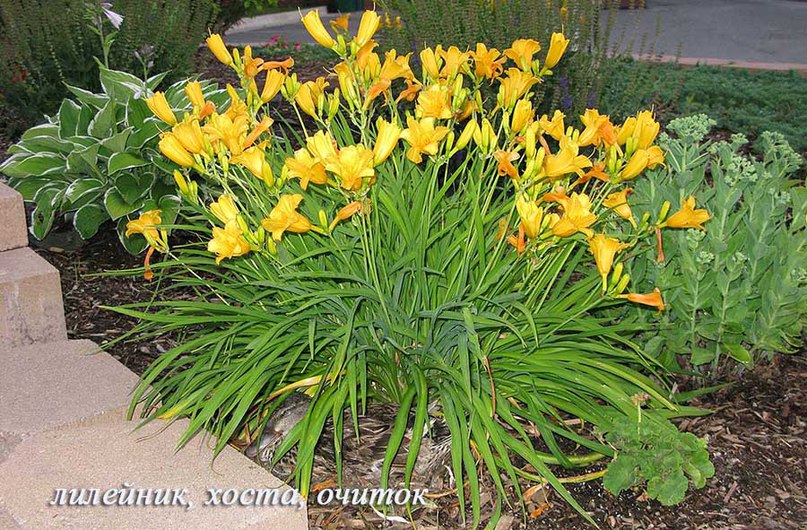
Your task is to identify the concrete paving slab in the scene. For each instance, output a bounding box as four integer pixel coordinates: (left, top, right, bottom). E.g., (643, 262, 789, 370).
(0, 340, 139, 434)
(0, 410, 307, 530)
(0, 184, 27, 252)
(0, 247, 66, 347)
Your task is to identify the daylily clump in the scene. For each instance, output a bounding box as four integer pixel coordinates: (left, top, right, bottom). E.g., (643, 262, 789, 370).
(135, 10, 709, 306)
(123, 11, 718, 518)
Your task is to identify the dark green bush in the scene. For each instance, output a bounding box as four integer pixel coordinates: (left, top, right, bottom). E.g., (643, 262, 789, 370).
(0, 0, 218, 122)
(377, 0, 617, 117)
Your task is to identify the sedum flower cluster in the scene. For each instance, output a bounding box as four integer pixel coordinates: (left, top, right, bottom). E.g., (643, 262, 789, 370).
(129, 10, 710, 311)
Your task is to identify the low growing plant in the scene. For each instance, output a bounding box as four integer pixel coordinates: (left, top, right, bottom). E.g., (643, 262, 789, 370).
(115, 12, 714, 524)
(0, 68, 226, 251)
(624, 114, 806, 373)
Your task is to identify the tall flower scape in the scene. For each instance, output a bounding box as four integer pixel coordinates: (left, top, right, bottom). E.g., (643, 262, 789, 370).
(122, 10, 712, 524)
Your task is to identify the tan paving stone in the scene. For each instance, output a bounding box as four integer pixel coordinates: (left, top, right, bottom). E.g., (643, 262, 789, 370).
(0, 410, 307, 530)
(0, 248, 66, 347)
(0, 505, 22, 529)
(0, 340, 138, 434)
(0, 433, 23, 466)
(0, 184, 28, 252)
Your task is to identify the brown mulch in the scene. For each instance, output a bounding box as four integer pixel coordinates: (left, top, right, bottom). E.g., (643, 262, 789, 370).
(32, 226, 807, 529)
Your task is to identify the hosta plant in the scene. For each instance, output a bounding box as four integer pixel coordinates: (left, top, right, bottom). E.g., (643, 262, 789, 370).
(623, 115, 806, 374)
(116, 12, 713, 524)
(0, 68, 226, 252)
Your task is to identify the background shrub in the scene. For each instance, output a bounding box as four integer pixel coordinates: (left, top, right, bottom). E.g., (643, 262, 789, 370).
(0, 0, 218, 123)
(623, 115, 806, 374)
(378, 0, 617, 117)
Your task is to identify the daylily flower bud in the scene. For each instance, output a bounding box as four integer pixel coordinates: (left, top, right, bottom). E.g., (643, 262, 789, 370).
(261, 69, 285, 103)
(184, 81, 205, 109)
(615, 273, 630, 294)
(159, 133, 195, 167)
(301, 9, 335, 49)
(544, 32, 570, 69)
(206, 34, 232, 66)
(455, 119, 478, 152)
(146, 92, 176, 126)
(355, 10, 381, 48)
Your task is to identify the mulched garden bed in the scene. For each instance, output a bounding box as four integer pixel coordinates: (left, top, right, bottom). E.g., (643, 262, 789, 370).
(32, 227, 806, 530)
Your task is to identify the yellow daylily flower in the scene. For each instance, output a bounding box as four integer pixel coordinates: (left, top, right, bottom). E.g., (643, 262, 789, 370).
(231, 146, 275, 186)
(286, 148, 328, 190)
(633, 110, 660, 149)
(261, 194, 313, 241)
(504, 38, 542, 71)
(330, 13, 350, 33)
(588, 233, 630, 291)
(544, 136, 592, 179)
(578, 109, 617, 147)
(419, 46, 443, 80)
(202, 112, 249, 155)
(415, 84, 453, 120)
(301, 9, 335, 49)
(438, 46, 470, 79)
(125, 209, 163, 247)
(494, 149, 520, 179)
(209, 195, 239, 225)
(373, 118, 401, 166)
(295, 77, 328, 118)
(661, 196, 711, 230)
(470, 43, 505, 80)
(621, 149, 650, 180)
(552, 192, 597, 238)
(145, 92, 176, 126)
(396, 79, 422, 103)
(603, 188, 636, 227)
(538, 110, 565, 141)
(324, 145, 375, 191)
(618, 288, 665, 312)
(544, 32, 570, 69)
(647, 145, 665, 168)
(206, 34, 232, 66)
(400, 116, 450, 163)
(306, 130, 338, 162)
(172, 118, 205, 154)
(498, 68, 539, 109)
(159, 133, 195, 167)
(515, 197, 544, 239)
(208, 221, 250, 263)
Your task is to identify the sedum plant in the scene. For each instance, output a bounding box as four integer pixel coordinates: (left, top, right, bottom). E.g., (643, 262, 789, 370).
(624, 115, 806, 374)
(116, 12, 714, 523)
(0, 68, 225, 251)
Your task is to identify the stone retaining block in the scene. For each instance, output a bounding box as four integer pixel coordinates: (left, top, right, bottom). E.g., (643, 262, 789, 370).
(0, 183, 27, 251)
(0, 247, 67, 347)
